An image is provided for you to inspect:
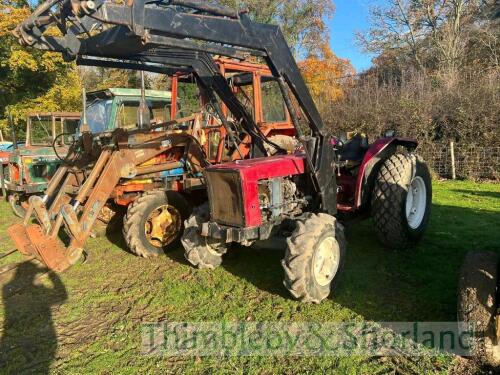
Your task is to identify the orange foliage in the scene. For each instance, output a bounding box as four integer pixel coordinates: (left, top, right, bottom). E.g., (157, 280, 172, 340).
(299, 43, 355, 102)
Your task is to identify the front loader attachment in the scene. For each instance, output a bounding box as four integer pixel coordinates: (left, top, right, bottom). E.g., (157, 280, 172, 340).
(8, 224, 78, 272)
(6, 127, 204, 272)
(6, 147, 116, 272)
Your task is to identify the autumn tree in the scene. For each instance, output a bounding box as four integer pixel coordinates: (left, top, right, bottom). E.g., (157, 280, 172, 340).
(299, 43, 355, 105)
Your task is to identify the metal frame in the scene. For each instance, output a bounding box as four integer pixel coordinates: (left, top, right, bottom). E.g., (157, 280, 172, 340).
(15, 0, 336, 213)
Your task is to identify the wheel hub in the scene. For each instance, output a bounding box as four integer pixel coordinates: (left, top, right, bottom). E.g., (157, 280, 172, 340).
(405, 176, 427, 229)
(145, 205, 181, 248)
(312, 236, 340, 287)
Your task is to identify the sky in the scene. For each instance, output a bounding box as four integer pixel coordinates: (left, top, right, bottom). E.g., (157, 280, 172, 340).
(327, 0, 383, 72)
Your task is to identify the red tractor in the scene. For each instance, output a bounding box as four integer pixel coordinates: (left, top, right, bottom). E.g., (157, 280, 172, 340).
(14, 0, 432, 304)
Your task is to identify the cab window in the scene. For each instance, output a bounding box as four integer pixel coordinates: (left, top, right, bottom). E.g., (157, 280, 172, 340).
(261, 80, 287, 123)
(116, 101, 139, 130)
(63, 119, 79, 144)
(116, 100, 171, 129)
(30, 117, 53, 145)
(234, 84, 254, 119)
(151, 101, 171, 124)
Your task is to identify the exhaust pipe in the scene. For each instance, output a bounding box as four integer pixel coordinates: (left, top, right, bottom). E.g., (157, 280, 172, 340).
(138, 71, 150, 129)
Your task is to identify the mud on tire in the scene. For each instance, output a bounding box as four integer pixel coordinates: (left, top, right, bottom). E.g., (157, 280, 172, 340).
(182, 203, 228, 270)
(282, 213, 346, 304)
(371, 152, 432, 249)
(458, 251, 500, 367)
(123, 189, 191, 258)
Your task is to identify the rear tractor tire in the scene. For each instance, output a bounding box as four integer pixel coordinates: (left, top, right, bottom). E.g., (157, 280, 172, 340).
(123, 189, 191, 258)
(182, 203, 229, 270)
(282, 213, 346, 304)
(371, 152, 432, 249)
(458, 251, 500, 367)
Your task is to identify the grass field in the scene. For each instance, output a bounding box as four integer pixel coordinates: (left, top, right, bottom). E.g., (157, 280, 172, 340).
(0, 180, 499, 374)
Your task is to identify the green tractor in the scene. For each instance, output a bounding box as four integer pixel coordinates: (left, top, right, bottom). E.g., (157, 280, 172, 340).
(4, 112, 80, 217)
(4, 88, 173, 218)
(83, 87, 173, 134)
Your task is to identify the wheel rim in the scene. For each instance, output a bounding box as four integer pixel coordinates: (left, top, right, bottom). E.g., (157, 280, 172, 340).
(145, 205, 181, 248)
(405, 176, 427, 230)
(312, 236, 340, 287)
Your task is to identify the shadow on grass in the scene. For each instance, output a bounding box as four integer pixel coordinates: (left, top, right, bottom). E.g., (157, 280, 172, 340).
(220, 203, 500, 322)
(222, 244, 291, 300)
(103, 198, 499, 323)
(334, 203, 499, 322)
(451, 189, 500, 200)
(0, 261, 67, 374)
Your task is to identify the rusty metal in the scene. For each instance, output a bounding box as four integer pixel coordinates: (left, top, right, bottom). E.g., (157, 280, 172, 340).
(44, 165, 68, 197)
(135, 161, 183, 176)
(6, 52, 296, 271)
(74, 149, 112, 204)
(8, 224, 71, 272)
(145, 204, 180, 247)
(8, 224, 37, 256)
(29, 195, 52, 234)
(27, 225, 72, 272)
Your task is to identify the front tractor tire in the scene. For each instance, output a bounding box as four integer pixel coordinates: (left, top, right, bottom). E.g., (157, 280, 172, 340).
(282, 213, 346, 304)
(371, 152, 432, 249)
(123, 189, 191, 258)
(458, 251, 500, 367)
(182, 203, 229, 270)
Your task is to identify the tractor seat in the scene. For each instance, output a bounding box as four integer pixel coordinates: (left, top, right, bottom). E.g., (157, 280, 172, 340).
(338, 133, 369, 162)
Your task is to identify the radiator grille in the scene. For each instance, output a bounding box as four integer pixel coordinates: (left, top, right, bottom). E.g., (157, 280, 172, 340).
(205, 169, 245, 227)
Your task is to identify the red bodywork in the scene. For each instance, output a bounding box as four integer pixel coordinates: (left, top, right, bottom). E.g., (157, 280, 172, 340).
(337, 137, 417, 213)
(206, 154, 306, 227)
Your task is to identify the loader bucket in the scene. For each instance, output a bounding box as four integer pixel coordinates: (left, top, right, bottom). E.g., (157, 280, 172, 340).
(7, 224, 78, 272)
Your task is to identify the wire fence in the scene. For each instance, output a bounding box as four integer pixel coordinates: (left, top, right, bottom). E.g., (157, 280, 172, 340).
(419, 143, 499, 181)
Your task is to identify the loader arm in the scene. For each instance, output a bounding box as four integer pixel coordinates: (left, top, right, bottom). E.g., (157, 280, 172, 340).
(8, 126, 210, 271)
(15, 0, 337, 213)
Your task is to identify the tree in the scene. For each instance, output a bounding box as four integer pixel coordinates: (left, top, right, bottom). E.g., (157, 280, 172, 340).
(0, 0, 82, 134)
(357, 0, 495, 76)
(217, 0, 335, 57)
(299, 43, 355, 104)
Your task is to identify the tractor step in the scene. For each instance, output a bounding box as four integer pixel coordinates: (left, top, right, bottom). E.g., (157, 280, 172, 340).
(7, 224, 73, 272)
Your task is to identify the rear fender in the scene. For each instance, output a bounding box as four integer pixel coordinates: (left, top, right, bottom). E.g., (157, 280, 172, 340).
(354, 138, 418, 208)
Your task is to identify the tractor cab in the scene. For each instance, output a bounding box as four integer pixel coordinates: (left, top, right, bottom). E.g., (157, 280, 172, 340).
(171, 57, 296, 164)
(84, 88, 173, 134)
(4, 112, 80, 217)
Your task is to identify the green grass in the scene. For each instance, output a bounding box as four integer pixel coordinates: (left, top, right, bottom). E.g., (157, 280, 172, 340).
(0, 180, 499, 374)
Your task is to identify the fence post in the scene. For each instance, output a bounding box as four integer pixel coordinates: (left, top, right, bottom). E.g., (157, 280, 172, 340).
(450, 141, 457, 180)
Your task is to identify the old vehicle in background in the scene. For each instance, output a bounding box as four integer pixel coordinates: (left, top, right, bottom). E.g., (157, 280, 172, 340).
(6, 55, 297, 270)
(4, 112, 80, 217)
